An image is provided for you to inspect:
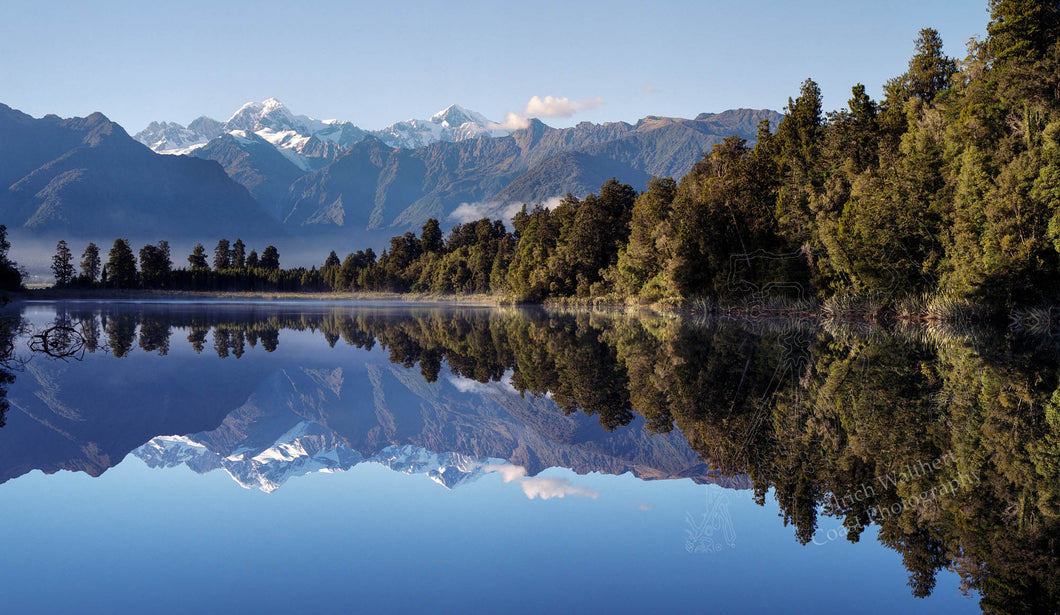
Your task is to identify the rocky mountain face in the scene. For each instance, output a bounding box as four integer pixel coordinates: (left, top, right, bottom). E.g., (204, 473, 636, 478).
(191, 131, 308, 219)
(0, 104, 280, 238)
(282, 109, 780, 233)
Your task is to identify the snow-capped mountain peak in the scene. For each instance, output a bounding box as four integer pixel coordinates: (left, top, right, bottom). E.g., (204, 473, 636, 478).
(134, 99, 508, 169)
(372, 103, 507, 149)
(225, 97, 311, 134)
(133, 119, 215, 155)
(134, 426, 493, 493)
(430, 104, 489, 128)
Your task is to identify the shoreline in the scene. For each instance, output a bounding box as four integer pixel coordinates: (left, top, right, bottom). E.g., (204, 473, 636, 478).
(5, 288, 1058, 332)
(9, 288, 504, 307)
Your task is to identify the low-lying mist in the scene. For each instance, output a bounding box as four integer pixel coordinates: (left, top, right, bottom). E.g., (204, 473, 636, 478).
(8, 230, 397, 286)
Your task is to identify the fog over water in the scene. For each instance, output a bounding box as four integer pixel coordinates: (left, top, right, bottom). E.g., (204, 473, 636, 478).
(9, 231, 394, 284)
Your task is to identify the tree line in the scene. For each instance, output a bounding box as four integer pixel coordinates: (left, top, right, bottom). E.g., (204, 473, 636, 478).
(48, 218, 515, 295)
(51, 238, 309, 292)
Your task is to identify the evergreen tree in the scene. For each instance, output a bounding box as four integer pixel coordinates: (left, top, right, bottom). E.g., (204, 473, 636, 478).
(0, 226, 22, 292)
(246, 250, 259, 269)
(51, 240, 75, 287)
(260, 246, 280, 270)
(106, 239, 138, 288)
(80, 242, 102, 284)
(904, 28, 958, 104)
(139, 241, 172, 288)
(987, 0, 1060, 66)
(323, 251, 342, 288)
(231, 239, 247, 270)
(421, 218, 444, 254)
(213, 239, 232, 271)
(615, 177, 677, 299)
(774, 78, 825, 248)
(188, 244, 209, 271)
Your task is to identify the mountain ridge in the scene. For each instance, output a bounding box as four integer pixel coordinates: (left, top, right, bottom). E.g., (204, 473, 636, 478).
(0, 103, 282, 238)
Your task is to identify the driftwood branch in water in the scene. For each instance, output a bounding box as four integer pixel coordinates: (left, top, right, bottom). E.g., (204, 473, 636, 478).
(29, 325, 87, 361)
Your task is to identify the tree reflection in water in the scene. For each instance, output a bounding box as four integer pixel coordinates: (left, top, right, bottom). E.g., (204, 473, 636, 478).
(8, 304, 1060, 612)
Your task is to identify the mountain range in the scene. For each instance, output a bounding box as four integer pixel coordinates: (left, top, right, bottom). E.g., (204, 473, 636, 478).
(0, 98, 780, 243)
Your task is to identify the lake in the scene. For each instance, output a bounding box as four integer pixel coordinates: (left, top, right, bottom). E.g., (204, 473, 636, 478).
(0, 301, 1053, 613)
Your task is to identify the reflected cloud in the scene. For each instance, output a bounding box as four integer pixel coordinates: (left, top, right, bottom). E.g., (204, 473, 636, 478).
(447, 371, 520, 396)
(482, 463, 528, 483)
(520, 476, 599, 500)
(483, 463, 599, 500)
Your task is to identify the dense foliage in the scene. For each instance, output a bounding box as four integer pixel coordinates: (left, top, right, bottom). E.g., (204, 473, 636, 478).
(0, 226, 22, 293)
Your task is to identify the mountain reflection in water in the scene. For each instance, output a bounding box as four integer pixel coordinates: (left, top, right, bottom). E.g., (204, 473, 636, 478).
(0, 302, 1056, 613)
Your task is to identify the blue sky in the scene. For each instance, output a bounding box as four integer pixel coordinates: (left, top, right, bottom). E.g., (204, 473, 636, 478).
(2, 0, 987, 132)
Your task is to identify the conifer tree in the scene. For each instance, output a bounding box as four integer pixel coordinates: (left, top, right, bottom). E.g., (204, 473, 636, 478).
(188, 244, 209, 271)
(80, 242, 101, 284)
(106, 239, 138, 288)
(260, 246, 280, 270)
(51, 240, 75, 287)
(213, 239, 232, 271)
(231, 239, 247, 270)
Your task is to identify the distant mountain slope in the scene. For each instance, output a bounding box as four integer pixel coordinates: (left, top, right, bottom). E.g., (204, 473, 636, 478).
(191, 130, 307, 219)
(281, 108, 781, 234)
(581, 110, 778, 179)
(0, 104, 281, 238)
(284, 135, 528, 231)
(493, 151, 651, 206)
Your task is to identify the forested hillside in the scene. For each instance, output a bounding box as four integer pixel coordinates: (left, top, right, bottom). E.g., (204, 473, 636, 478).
(495, 0, 1060, 308)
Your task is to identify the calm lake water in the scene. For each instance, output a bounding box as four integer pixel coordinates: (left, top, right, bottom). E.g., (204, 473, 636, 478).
(0, 302, 1054, 614)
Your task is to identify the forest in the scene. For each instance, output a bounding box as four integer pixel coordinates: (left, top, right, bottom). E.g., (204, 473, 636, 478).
(27, 1, 1060, 314)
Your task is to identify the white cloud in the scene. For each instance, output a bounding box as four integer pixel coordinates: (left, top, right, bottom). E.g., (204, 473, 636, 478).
(487, 95, 604, 132)
(538, 196, 564, 211)
(449, 196, 564, 225)
(449, 200, 524, 225)
(523, 95, 604, 118)
(641, 86, 660, 94)
(488, 111, 531, 132)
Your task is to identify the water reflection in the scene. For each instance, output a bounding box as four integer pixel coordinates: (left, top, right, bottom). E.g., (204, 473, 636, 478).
(1, 303, 1057, 612)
